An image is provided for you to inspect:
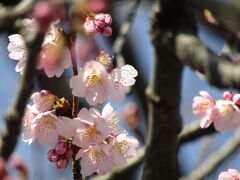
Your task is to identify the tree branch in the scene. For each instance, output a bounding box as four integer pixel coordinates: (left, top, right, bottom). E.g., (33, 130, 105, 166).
(178, 121, 216, 144)
(112, 0, 141, 67)
(180, 129, 240, 180)
(176, 33, 240, 90)
(141, 0, 183, 179)
(0, 0, 35, 32)
(0, 30, 44, 160)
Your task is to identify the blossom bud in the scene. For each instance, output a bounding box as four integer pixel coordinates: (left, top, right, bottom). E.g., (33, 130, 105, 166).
(223, 91, 233, 101)
(122, 102, 139, 130)
(65, 149, 73, 158)
(56, 158, 68, 169)
(10, 155, 28, 177)
(47, 150, 59, 162)
(55, 142, 67, 155)
(233, 94, 240, 105)
(101, 27, 112, 36)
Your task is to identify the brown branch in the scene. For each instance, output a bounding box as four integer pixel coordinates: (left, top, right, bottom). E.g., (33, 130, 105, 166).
(178, 121, 216, 144)
(141, 0, 183, 179)
(0, 0, 35, 32)
(180, 129, 240, 180)
(112, 0, 141, 67)
(92, 148, 145, 180)
(176, 33, 240, 90)
(0, 30, 44, 160)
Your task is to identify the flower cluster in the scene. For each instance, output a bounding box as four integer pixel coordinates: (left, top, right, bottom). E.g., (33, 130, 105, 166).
(7, 19, 71, 77)
(83, 13, 112, 36)
(61, 103, 139, 177)
(192, 91, 240, 132)
(22, 92, 139, 176)
(218, 169, 240, 180)
(70, 50, 137, 105)
(47, 141, 73, 169)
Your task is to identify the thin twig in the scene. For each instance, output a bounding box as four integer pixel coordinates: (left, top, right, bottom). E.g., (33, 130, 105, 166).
(112, 0, 141, 67)
(178, 121, 216, 144)
(180, 129, 240, 180)
(0, 30, 45, 160)
(0, 0, 35, 32)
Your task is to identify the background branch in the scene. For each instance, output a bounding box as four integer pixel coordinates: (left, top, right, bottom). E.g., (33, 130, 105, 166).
(180, 129, 240, 180)
(176, 33, 240, 90)
(178, 121, 216, 144)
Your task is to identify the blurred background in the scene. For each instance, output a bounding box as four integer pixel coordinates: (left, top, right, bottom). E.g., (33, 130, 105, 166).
(0, 0, 240, 179)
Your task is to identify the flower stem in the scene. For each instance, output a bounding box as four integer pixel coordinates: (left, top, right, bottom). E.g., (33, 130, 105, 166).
(69, 33, 82, 180)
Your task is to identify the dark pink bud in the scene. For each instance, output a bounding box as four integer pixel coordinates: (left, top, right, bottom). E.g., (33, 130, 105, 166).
(0, 158, 7, 178)
(104, 14, 112, 25)
(223, 91, 233, 101)
(233, 94, 240, 105)
(65, 149, 73, 158)
(55, 142, 67, 155)
(56, 158, 68, 169)
(47, 150, 59, 162)
(101, 27, 112, 36)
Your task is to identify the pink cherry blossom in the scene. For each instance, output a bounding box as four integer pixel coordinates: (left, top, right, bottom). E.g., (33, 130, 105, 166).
(70, 108, 112, 148)
(32, 111, 73, 145)
(76, 144, 114, 177)
(7, 34, 27, 74)
(108, 65, 138, 103)
(110, 134, 139, 168)
(218, 169, 240, 180)
(101, 103, 125, 134)
(213, 100, 240, 132)
(192, 91, 215, 128)
(31, 90, 57, 113)
(22, 105, 38, 145)
(96, 49, 113, 67)
(233, 93, 240, 106)
(69, 61, 111, 105)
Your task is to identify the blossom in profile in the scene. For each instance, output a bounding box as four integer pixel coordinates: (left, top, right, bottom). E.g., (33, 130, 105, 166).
(108, 65, 138, 103)
(218, 169, 240, 180)
(69, 61, 111, 105)
(7, 34, 27, 74)
(192, 91, 215, 128)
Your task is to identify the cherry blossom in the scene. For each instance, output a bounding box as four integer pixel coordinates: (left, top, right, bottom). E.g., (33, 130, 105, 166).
(22, 105, 38, 145)
(212, 100, 240, 132)
(192, 91, 215, 128)
(110, 134, 139, 168)
(76, 144, 114, 177)
(31, 90, 57, 113)
(218, 169, 240, 180)
(70, 61, 111, 105)
(101, 103, 124, 134)
(70, 108, 112, 147)
(108, 65, 138, 103)
(7, 34, 27, 74)
(32, 111, 73, 145)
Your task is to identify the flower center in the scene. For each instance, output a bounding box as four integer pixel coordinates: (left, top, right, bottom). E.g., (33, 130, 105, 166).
(40, 115, 56, 129)
(90, 149, 104, 164)
(88, 71, 102, 87)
